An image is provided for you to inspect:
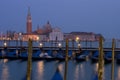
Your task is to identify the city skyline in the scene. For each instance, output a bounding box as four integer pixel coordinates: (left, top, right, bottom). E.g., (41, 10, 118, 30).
(0, 0, 120, 38)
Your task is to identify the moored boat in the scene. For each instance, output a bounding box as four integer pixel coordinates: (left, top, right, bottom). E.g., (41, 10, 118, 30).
(75, 50, 90, 62)
(91, 51, 99, 63)
(6, 49, 19, 60)
(51, 67, 63, 80)
(116, 53, 120, 64)
(104, 51, 112, 63)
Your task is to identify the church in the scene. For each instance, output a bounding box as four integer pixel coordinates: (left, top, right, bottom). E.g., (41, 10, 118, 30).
(22, 8, 53, 41)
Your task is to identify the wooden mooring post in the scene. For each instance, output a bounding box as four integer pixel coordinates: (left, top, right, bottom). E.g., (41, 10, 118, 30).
(64, 39, 68, 80)
(27, 39, 32, 80)
(98, 37, 104, 80)
(111, 39, 115, 80)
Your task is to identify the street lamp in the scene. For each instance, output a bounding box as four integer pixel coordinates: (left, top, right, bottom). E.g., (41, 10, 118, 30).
(58, 43, 62, 48)
(76, 37, 80, 43)
(4, 42, 7, 48)
(39, 43, 43, 48)
(36, 36, 39, 42)
(39, 42, 43, 51)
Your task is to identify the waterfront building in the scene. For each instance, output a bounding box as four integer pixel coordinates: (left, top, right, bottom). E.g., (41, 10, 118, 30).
(64, 32, 103, 41)
(22, 33, 38, 41)
(95, 34, 104, 41)
(49, 27, 64, 41)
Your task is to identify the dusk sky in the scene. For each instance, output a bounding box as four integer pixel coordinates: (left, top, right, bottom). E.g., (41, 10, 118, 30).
(0, 0, 120, 39)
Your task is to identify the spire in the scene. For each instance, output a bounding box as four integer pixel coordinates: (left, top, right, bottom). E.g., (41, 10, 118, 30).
(26, 6, 32, 34)
(37, 24, 39, 30)
(28, 7, 31, 16)
(47, 20, 50, 24)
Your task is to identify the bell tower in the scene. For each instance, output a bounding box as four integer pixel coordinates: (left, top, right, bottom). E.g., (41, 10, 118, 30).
(26, 7, 32, 33)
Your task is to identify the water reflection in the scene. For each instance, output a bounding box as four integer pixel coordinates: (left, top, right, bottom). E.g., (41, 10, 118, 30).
(117, 66, 120, 80)
(58, 63, 64, 73)
(0, 59, 8, 64)
(0, 60, 117, 80)
(3, 59, 8, 63)
(75, 63, 85, 80)
(93, 62, 105, 79)
(0, 61, 9, 80)
(94, 63, 98, 72)
(37, 61, 44, 80)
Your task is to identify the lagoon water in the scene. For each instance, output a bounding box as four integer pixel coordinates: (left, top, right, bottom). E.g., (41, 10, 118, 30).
(0, 59, 119, 80)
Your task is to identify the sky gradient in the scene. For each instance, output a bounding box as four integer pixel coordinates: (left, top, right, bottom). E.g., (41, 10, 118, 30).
(0, 0, 120, 39)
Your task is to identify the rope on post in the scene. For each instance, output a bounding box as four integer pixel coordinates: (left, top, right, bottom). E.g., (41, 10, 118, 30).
(27, 39, 32, 80)
(64, 39, 68, 80)
(98, 36, 104, 80)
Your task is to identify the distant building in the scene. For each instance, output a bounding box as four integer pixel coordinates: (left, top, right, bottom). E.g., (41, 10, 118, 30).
(11, 8, 104, 42)
(95, 34, 104, 41)
(43, 21, 52, 34)
(49, 27, 64, 41)
(64, 32, 103, 41)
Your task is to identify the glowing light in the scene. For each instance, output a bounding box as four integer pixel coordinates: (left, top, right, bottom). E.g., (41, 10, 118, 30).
(39, 43, 43, 48)
(37, 37, 39, 41)
(78, 43, 81, 48)
(76, 37, 80, 42)
(58, 43, 62, 47)
(4, 42, 7, 47)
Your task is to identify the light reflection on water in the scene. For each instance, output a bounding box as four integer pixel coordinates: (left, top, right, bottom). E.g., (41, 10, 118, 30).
(117, 66, 120, 80)
(0, 60, 119, 80)
(37, 61, 44, 80)
(75, 63, 85, 80)
(58, 62, 64, 74)
(94, 63, 98, 72)
(0, 59, 9, 80)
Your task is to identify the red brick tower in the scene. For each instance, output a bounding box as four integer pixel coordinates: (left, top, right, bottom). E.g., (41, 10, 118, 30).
(26, 7, 32, 34)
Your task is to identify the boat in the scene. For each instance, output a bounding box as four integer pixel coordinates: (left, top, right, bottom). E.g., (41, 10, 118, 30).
(51, 67, 63, 80)
(75, 50, 90, 61)
(116, 53, 120, 64)
(93, 73, 98, 80)
(104, 51, 112, 63)
(51, 50, 65, 61)
(32, 50, 54, 61)
(19, 51, 28, 60)
(68, 50, 73, 59)
(0, 49, 6, 59)
(32, 50, 41, 60)
(5, 49, 19, 60)
(91, 51, 99, 63)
